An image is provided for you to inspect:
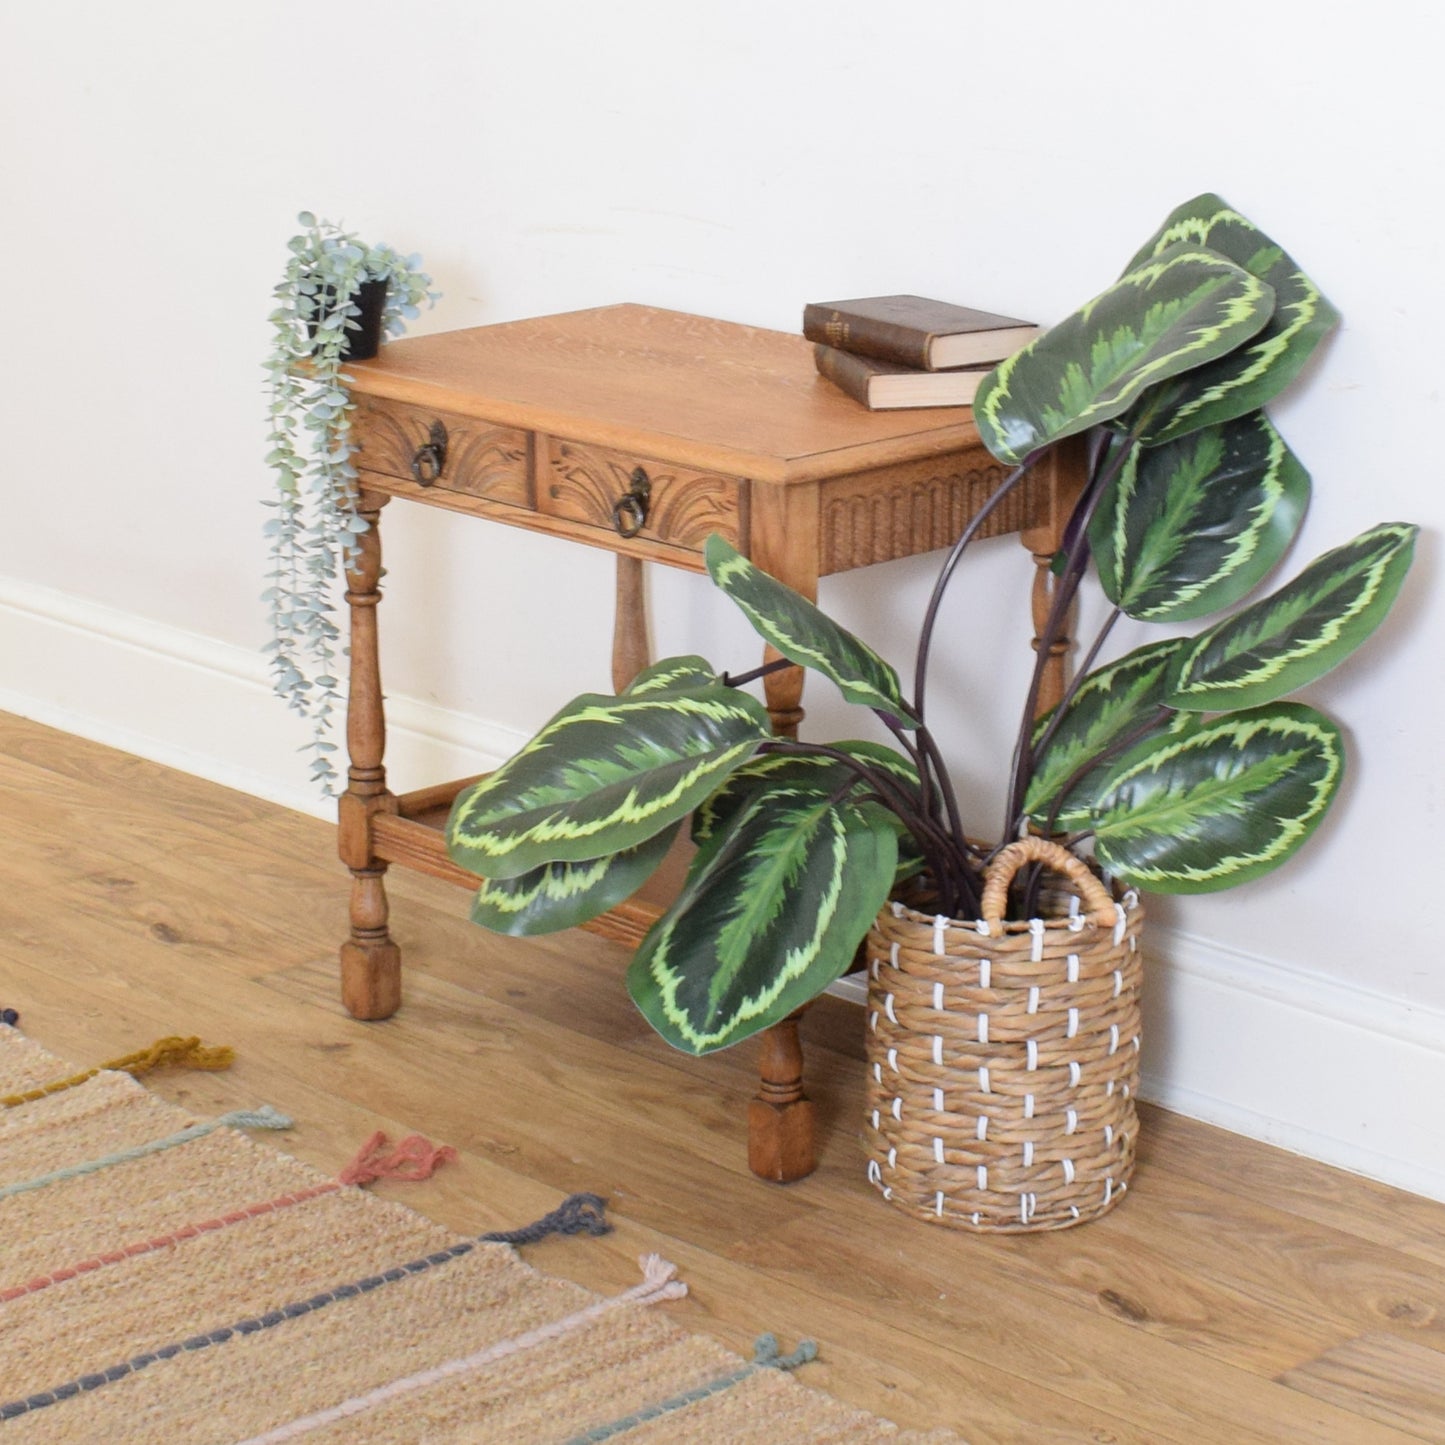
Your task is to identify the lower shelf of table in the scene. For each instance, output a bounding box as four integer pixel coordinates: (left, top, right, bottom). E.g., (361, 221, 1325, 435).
(369, 776, 690, 952)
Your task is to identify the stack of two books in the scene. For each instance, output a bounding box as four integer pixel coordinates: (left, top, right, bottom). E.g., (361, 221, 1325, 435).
(805, 294, 1039, 410)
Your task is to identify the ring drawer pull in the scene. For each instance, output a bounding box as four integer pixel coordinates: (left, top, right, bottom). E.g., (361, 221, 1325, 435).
(410, 421, 448, 485)
(611, 467, 651, 538)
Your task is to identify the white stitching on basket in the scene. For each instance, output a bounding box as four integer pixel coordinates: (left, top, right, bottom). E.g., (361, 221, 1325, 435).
(933, 915, 948, 954)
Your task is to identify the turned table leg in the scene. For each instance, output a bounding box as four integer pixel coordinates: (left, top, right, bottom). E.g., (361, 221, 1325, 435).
(612, 554, 651, 693)
(338, 490, 401, 1020)
(748, 1010, 815, 1182)
(1022, 434, 1088, 717)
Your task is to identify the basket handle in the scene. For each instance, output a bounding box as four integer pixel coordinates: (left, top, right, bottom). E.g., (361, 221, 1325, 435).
(979, 837, 1118, 928)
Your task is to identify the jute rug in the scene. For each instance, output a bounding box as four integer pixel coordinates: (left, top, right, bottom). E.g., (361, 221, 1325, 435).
(0, 1023, 958, 1443)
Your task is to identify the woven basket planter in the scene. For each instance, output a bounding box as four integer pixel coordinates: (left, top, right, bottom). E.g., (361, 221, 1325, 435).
(863, 836, 1144, 1232)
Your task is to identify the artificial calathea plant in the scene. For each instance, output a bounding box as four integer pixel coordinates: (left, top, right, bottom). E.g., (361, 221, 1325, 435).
(263, 212, 436, 792)
(446, 194, 1417, 1056)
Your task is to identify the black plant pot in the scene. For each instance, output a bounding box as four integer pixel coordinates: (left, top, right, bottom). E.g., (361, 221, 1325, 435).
(342, 277, 388, 361)
(308, 277, 388, 361)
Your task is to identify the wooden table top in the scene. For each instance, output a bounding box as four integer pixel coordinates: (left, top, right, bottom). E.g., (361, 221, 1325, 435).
(343, 304, 985, 484)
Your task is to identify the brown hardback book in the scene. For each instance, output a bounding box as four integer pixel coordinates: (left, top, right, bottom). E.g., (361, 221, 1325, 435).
(813, 344, 990, 410)
(802, 294, 1039, 370)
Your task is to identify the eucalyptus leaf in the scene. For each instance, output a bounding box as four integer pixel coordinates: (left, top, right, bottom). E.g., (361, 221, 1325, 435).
(1089, 411, 1310, 622)
(972, 244, 1275, 465)
(263, 214, 436, 793)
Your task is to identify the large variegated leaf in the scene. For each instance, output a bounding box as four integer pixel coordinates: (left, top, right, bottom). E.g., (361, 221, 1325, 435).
(622, 655, 719, 697)
(1089, 412, 1310, 622)
(446, 682, 771, 878)
(1121, 195, 1341, 444)
(693, 742, 924, 883)
(467, 821, 681, 936)
(1086, 703, 1343, 892)
(1164, 523, 1418, 710)
(1024, 639, 1185, 825)
(705, 535, 919, 726)
(628, 791, 898, 1054)
(972, 244, 1275, 466)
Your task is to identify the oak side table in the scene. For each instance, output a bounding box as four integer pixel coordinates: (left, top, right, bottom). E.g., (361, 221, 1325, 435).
(335, 304, 1083, 1183)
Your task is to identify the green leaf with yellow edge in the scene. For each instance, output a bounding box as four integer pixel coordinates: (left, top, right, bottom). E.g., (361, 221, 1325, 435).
(972, 244, 1275, 466)
(1024, 639, 1185, 827)
(705, 535, 919, 726)
(1089, 411, 1310, 622)
(446, 679, 771, 879)
(1164, 523, 1418, 711)
(466, 821, 681, 936)
(1087, 703, 1343, 893)
(1120, 194, 1341, 444)
(628, 790, 898, 1054)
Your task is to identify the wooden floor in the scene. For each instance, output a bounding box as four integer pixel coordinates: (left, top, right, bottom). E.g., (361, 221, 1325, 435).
(4, 710, 1445, 1443)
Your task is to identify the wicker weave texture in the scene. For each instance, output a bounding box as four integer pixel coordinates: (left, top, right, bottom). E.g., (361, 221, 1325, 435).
(863, 874, 1144, 1233)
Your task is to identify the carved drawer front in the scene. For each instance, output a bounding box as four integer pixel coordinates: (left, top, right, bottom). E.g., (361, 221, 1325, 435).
(349, 396, 531, 507)
(539, 437, 745, 557)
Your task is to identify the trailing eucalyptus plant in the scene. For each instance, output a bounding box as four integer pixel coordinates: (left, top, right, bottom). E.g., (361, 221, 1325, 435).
(263, 212, 436, 792)
(445, 194, 1417, 1056)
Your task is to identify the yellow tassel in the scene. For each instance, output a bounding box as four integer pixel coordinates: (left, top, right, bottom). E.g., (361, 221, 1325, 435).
(1, 1035, 235, 1107)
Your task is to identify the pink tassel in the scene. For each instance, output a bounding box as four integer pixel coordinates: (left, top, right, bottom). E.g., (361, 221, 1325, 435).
(339, 1131, 457, 1186)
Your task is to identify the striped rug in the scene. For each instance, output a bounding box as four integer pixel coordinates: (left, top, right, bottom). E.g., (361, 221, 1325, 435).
(0, 1024, 957, 1442)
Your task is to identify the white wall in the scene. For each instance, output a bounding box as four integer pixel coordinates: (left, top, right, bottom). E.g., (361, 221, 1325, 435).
(3, 1, 1442, 1195)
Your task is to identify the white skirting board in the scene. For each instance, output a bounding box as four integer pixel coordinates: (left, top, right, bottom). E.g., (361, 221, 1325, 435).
(3, 575, 1443, 1203)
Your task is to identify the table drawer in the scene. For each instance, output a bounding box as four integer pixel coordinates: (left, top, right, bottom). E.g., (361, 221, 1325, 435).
(539, 437, 745, 556)
(349, 396, 531, 507)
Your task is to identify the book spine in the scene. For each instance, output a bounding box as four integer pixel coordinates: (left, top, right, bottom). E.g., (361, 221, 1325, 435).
(802, 305, 934, 369)
(812, 344, 875, 406)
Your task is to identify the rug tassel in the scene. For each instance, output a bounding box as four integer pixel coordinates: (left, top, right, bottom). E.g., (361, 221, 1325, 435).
(479, 1191, 612, 1246)
(112, 1035, 236, 1076)
(338, 1131, 458, 1186)
(751, 1332, 818, 1371)
(637, 1253, 688, 1302)
(2, 1034, 236, 1109)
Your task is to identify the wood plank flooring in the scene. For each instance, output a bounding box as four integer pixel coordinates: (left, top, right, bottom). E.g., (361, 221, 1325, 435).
(2, 711, 1442, 1442)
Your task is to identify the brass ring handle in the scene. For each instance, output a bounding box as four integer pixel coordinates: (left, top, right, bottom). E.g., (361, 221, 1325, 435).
(611, 466, 652, 538)
(410, 421, 448, 485)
